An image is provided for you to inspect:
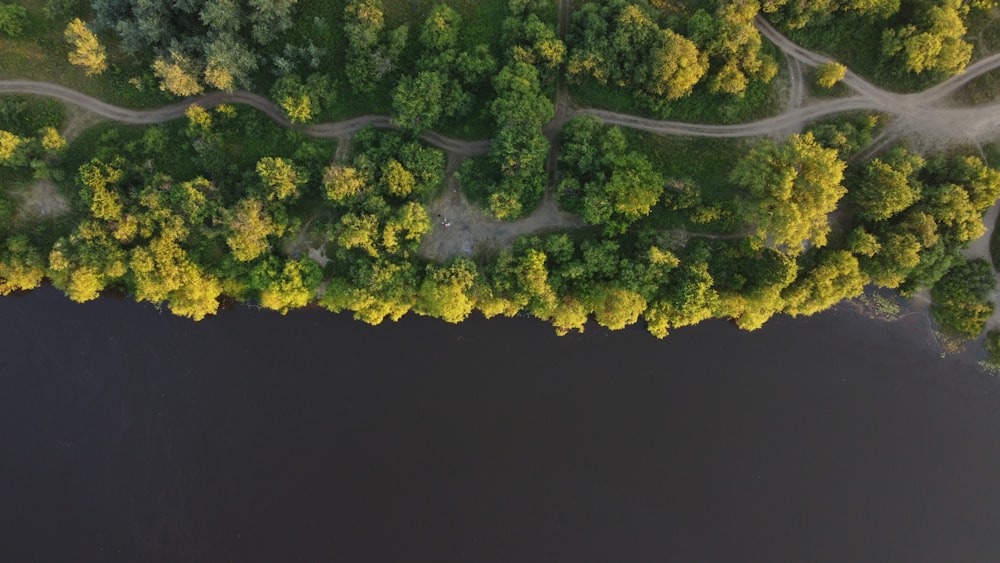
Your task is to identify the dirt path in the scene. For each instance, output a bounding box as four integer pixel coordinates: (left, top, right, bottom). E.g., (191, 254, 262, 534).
(419, 185, 586, 262)
(8, 13, 1000, 261)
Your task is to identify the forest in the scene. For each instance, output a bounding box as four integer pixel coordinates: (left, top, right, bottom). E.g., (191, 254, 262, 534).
(2, 0, 1000, 346)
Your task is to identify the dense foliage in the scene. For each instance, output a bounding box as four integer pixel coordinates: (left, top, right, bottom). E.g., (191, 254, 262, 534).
(566, 0, 779, 118)
(769, 0, 997, 89)
(1, 0, 1000, 344)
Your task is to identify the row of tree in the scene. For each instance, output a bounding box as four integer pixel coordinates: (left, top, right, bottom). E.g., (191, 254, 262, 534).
(3, 96, 1000, 338)
(460, 0, 564, 220)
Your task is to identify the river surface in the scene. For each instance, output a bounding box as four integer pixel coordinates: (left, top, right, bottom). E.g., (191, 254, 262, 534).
(1, 286, 1000, 562)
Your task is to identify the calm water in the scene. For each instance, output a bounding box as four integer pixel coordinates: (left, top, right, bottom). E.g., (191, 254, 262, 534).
(2, 287, 1000, 562)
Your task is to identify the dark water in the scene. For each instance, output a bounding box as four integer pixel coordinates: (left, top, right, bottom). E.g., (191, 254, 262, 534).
(2, 287, 1000, 562)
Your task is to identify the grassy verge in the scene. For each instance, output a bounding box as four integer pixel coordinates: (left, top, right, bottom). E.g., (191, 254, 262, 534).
(951, 68, 1000, 106)
(0, 0, 175, 108)
(624, 130, 750, 234)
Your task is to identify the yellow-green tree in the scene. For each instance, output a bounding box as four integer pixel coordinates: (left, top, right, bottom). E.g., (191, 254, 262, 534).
(40, 127, 66, 152)
(0, 236, 45, 295)
(64, 18, 107, 76)
(225, 198, 279, 262)
(152, 52, 204, 96)
(0, 130, 26, 165)
(323, 165, 367, 203)
(256, 157, 306, 201)
(815, 62, 847, 88)
(783, 250, 865, 316)
(416, 259, 478, 323)
(731, 133, 847, 253)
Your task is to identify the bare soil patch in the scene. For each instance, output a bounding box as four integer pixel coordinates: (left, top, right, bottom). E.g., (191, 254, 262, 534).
(14, 179, 70, 219)
(418, 174, 586, 262)
(60, 104, 106, 142)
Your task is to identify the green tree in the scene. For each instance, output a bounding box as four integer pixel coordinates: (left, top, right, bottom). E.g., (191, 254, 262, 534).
(420, 3, 460, 51)
(0, 2, 26, 37)
(850, 148, 924, 221)
(344, 0, 406, 94)
(392, 71, 452, 133)
(931, 258, 995, 338)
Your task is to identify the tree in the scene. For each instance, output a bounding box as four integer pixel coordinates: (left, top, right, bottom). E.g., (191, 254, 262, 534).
(256, 157, 306, 201)
(646, 29, 708, 100)
(850, 149, 924, 221)
(392, 71, 450, 133)
(271, 74, 335, 124)
(152, 52, 204, 96)
(880, 0, 973, 77)
(39, 127, 66, 153)
(645, 261, 719, 338)
(379, 159, 415, 198)
(203, 34, 258, 92)
(337, 258, 417, 324)
(247, 0, 298, 45)
(931, 258, 995, 338)
(253, 257, 321, 314)
(337, 212, 381, 257)
(0, 235, 45, 295)
(420, 3, 460, 51)
(78, 159, 124, 221)
(731, 133, 847, 252)
(815, 62, 847, 88)
(323, 165, 366, 203)
(417, 258, 478, 322)
(0, 130, 26, 165)
(0, 2, 26, 37)
(782, 250, 865, 316)
(225, 198, 279, 262)
(344, 0, 406, 94)
(592, 287, 647, 330)
(65, 18, 107, 76)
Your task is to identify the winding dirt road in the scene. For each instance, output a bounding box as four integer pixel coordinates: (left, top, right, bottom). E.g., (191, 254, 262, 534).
(5, 17, 1000, 153)
(6, 10, 1000, 262)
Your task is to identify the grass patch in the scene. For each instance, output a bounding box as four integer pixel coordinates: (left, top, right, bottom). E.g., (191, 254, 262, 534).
(0, 94, 65, 135)
(951, 68, 1000, 106)
(781, 13, 977, 93)
(624, 130, 750, 234)
(0, 0, 174, 108)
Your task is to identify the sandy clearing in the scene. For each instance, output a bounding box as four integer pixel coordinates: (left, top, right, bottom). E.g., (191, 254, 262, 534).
(14, 179, 70, 219)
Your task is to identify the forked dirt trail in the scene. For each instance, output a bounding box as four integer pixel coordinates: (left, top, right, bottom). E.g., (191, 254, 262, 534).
(7, 9, 1000, 259)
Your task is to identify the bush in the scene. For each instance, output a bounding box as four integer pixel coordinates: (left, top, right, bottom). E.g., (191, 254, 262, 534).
(931, 258, 996, 339)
